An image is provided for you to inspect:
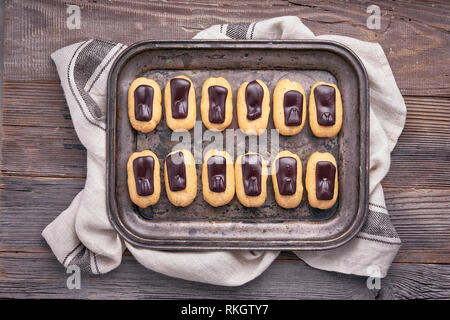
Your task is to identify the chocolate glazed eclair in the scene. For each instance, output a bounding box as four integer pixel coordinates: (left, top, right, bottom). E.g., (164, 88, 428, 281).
(237, 79, 270, 136)
(201, 77, 233, 131)
(271, 150, 303, 209)
(235, 153, 268, 207)
(202, 149, 235, 207)
(164, 149, 197, 207)
(273, 79, 307, 136)
(309, 82, 343, 138)
(127, 150, 161, 208)
(128, 78, 162, 133)
(164, 75, 196, 131)
(305, 152, 338, 210)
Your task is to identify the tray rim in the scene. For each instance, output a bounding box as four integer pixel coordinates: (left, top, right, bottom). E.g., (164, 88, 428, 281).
(106, 40, 369, 251)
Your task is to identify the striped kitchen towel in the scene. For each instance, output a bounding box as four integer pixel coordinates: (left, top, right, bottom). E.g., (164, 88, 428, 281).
(42, 16, 405, 285)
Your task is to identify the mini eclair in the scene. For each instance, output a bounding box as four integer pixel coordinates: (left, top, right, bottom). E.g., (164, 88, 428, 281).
(309, 82, 343, 138)
(305, 152, 338, 210)
(202, 149, 235, 207)
(272, 150, 303, 209)
(128, 78, 162, 133)
(237, 80, 270, 136)
(201, 77, 233, 131)
(235, 152, 268, 207)
(273, 79, 307, 136)
(164, 149, 197, 207)
(164, 75, 196, 131)
(127, 150, 161, 208)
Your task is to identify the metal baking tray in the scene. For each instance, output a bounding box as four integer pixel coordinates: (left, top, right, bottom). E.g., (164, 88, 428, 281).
(106, 40, 369, 250)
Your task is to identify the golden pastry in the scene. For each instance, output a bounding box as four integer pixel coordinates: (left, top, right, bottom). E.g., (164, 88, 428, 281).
(128, 78, 162, 133)
(273, 79, 307, 136)
(305, 152, 338, 210)
(164, 149, 197, 207)
(127, 150, 161, 208)
(309, 81, 342, 138)
(202, 149, 235, 207)
(271, 150, 303, 209)
(236, 79, 270, 136)
(201, 77, 233, 131)
(164, 75, 196, 131)
(235, 152, 268, 207)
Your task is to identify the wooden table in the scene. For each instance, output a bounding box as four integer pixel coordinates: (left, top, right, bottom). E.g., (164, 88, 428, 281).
(1, 0, 449, 299)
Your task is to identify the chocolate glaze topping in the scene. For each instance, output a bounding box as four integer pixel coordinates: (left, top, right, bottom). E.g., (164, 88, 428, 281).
(283, 90, 303, 126)
(276, 157, 297, 196)
(134, 85, 153, 121)
(242, 154, 262, 196)
(166, 151, 187, 191)
(132, 156, 155, 196)
(170, 78, 191, 119)
(315, 161, 336, 200)
(208, 85, 228, 124)
(314, 84, 336, 126)
(245, 80, 263, 120)
(207, 155, 227, 192)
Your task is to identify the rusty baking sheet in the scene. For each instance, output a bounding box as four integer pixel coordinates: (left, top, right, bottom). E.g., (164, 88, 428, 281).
(106, 40, 369, 250)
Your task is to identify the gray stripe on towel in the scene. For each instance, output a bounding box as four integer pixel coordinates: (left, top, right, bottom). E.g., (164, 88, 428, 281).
(68, 245, 93, 274)
(226, 23, 251, 39)
(73, 39, 116, 121)
(361, 209, 400, 239)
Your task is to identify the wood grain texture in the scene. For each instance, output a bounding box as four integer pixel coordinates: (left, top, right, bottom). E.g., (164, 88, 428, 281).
(383, 96, 450, 188)
(2, 0, 450, 96)
(1, 125, 87, 177)
(385, 187, 450, 263)
(0, 252, 448, 299)
(0, 176, 84, 252)
(1, 176, 449, 263)
(379, 263, 450, 299)
(0, 252, 377, 300)
(1, 0, 450, 300)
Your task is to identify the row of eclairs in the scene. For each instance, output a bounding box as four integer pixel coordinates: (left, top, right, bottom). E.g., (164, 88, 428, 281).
(127, 75, 342, 210)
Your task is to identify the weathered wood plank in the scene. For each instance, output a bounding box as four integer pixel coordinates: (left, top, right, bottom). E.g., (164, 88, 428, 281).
(1, 176, 449, 263)
(379, 263, 450, 299)
(1, 0, 449, 301)
(2, 82, 449, 188)
(384, 187, 450, 264)
(0, 0, 4, 145)
(0, 252, 377, 300)
(1, 81, 73, 128)
(0, 176, 84, 251)
(3, 0, 450, 96)
(384, 96, 450, 188)
(0, 251, 448, 299)
(0, 81, 87, 175)
(1, 125, 87, 177)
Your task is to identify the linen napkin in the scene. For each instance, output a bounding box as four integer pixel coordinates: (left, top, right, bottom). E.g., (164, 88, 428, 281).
(43, 16, 406, 285)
